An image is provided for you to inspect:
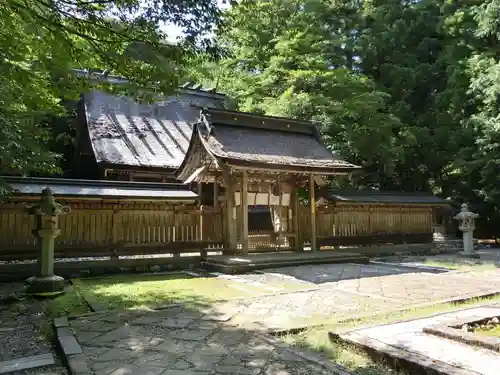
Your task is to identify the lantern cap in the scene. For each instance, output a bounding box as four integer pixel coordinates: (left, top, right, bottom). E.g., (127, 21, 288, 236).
(25, 187, 71, 216)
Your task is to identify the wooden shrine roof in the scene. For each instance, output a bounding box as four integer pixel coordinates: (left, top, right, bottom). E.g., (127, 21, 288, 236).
(319, 190, 451, 205)
(2, 176, 197, 202)
(177, 108, 360, 180)
(83, 88, 227, 170)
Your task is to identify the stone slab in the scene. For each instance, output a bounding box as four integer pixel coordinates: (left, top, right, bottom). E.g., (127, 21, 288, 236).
(203, 251, 369, 274)
(67, 353, 92, 375)
(53, 316, 69, 328)
(423, 324, 500, 352)
(423, 313, 500, 352)
(0, 353, 55, 374)
(58, 327, 83, 355)
(339, 307, 500, 375)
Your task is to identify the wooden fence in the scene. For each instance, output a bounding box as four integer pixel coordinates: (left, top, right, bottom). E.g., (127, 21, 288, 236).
(0, 202, 224, 261)
(0, 200, 438, 262)
(299, 203, 434, 242)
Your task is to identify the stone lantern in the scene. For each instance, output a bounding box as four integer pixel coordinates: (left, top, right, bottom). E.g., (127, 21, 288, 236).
(25, 187, 70, 296)
(454, 203, 479, 258)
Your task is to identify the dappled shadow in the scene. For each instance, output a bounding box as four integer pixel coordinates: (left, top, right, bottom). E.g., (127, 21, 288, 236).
(377, 249, 500, 271)
(73, 271, 289, 313)
(257, 262, 446, 286)
(279, 330, 409, 375)
(68, 291, 349, 375)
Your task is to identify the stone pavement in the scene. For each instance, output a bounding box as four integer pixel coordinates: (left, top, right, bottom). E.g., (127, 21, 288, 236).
(70, 305, 350, 375)
(68, 261, 500, 375)
(374, 247, 500, 268)
(339, 305, 500, 375)
(224, 263, 500, 330)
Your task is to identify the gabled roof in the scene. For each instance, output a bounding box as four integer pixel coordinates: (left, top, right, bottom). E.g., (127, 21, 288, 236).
(319, 190, 451, 205)
(2, 176, 197, 201)
(177, 108, 360, 181)
(83, 88, 227, 170)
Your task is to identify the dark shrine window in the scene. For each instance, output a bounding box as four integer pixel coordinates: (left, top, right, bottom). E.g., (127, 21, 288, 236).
(248, 206, 273, 231)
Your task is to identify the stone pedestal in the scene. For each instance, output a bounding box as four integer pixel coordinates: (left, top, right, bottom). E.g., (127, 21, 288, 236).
(454, 203, 479, 259)
(24, 188, 70, 297)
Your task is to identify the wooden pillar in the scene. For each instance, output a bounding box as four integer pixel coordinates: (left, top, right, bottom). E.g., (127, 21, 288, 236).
(224, 179, 237, 253)
(197, 182, 203, 206)
(213, 182, 219, 209)
(197, 182, 203, 241)
(291, 187, 301, 251)
(240, 170, 249, 254)
(309, 174, 317, 252)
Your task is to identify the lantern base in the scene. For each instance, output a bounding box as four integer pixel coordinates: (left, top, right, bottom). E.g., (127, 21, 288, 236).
(458, 251, 480, 259)
(25, 275, 65, 297)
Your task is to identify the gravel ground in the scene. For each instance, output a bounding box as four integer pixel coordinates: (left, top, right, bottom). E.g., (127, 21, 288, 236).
(0, 282, 67, 374)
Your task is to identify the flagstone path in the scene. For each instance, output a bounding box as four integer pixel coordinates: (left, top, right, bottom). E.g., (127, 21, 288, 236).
(70, 306, 349, 375)
(68, 260, 500, 375)
(225, 263, 500, 330)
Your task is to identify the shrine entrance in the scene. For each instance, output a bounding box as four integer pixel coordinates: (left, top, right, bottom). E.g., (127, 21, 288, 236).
(233, 177, 296, 252)
(176, 107, 360, 255)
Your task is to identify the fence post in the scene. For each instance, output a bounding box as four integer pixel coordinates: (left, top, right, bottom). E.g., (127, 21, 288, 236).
(110, 209, 120, 259)
(199, 206, 207, 258)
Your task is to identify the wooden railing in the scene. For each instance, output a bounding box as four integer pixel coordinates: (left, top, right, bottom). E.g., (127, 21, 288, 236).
(247, 230, 295, 252)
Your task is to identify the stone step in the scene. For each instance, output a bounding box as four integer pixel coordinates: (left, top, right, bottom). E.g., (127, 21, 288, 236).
(202, 251, 369, 274)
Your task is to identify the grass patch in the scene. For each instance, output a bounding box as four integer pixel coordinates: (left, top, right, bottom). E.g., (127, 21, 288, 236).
(74, 273, 272, 311)
(474, 325, 500, 337)
(423, 259, 498, 271)
(44, 283, 90, 318)
(281, 294, 500, 374)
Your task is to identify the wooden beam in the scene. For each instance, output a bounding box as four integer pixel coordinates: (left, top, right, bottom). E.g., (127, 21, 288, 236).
(228, 163, 353, 175)
(309, 174, 317, 252)
(241, 170, 249, 254)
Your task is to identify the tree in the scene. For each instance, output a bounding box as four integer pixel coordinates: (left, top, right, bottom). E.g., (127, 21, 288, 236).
(0, 0, 223, 178)
(198, 0, 402, 189)
(187, 0, 500, 237)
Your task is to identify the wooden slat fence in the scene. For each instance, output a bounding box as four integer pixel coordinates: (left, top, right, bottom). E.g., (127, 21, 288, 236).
(299, 203, 434, 247)
(0, 203, 224, 261)
(0, 199, 438, 261)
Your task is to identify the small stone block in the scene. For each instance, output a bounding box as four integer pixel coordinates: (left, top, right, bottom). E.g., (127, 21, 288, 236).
(67, 353, 92, 375)
(58, 327, 83, 355)
(0, 353, 55, 373)
(53, 316, 69, 328)
(91, 303, 106, 312)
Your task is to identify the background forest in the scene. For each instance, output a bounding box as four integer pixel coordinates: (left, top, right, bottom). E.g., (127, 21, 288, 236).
(1, 0, 500, 238)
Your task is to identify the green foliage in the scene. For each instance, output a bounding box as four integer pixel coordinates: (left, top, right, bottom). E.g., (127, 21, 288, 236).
(192, 0, 403, 188)
(186, 0, 500, 236)
(0, 0, 222, 177)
